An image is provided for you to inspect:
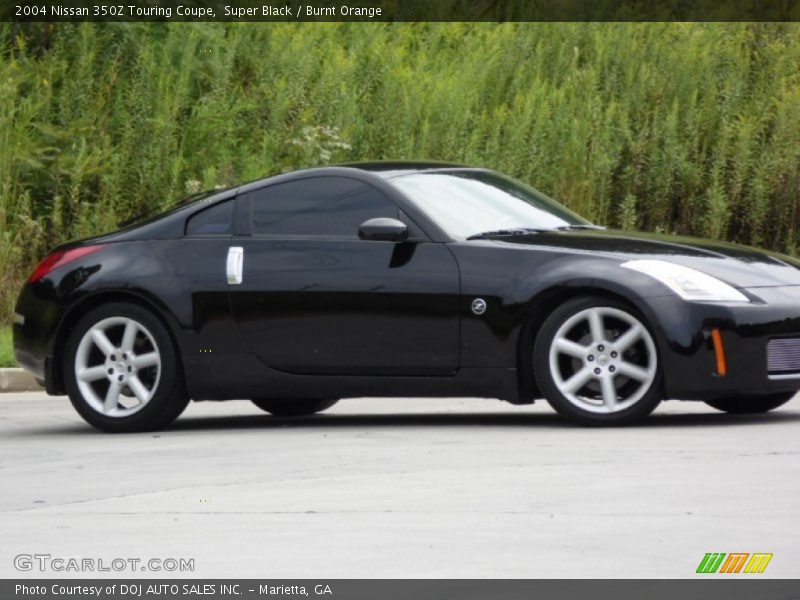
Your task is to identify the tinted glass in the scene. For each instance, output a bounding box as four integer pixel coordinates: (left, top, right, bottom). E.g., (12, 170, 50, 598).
(388, 170, 590, 239)
(247, 177, 398, 237)
(185, 200, 233, 235)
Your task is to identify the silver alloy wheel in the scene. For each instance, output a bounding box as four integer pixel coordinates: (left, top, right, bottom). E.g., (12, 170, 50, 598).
(74, 316, 162, 417)
(547, 306, 657, 414)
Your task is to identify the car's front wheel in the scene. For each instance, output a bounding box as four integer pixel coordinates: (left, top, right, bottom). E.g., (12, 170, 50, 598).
(704, 392, 795, 414)
(533, 296, 662, 426)
(64, 302, 188, 432)
(251, 398, 338, 417)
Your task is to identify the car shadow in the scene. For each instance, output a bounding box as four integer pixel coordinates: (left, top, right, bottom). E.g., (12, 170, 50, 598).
(168, 408, 800, 432)
(14, 405, 800, 436)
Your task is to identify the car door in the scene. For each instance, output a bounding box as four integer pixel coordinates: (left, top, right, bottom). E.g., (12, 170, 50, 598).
(227, 175, 460, 376)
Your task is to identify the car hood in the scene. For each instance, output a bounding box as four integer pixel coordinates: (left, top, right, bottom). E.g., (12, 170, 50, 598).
(487, 228, 800, 288)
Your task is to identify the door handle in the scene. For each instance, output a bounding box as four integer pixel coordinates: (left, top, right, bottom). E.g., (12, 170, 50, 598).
(227, 246, 244, 285)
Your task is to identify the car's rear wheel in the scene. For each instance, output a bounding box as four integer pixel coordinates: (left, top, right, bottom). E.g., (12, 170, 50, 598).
(64, 302, 188, 432)
(533, 296, 662, 426)
(251, 398, 338, 417)
(704, 392, 795, 414)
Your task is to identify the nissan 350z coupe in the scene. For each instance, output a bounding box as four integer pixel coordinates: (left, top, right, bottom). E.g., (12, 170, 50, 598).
(13, 162, 800, 431)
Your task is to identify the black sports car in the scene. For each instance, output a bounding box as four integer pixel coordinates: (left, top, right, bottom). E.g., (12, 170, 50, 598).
(13, 162, 800, 431)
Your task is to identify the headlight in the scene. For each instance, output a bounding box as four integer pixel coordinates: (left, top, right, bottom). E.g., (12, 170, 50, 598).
(621, 259, 749, 303)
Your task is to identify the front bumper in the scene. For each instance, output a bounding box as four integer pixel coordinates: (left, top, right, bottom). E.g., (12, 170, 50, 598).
(654, 286, 800, 400)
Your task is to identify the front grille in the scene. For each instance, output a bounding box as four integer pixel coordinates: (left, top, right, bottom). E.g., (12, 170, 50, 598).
(767, 338, 800, 374)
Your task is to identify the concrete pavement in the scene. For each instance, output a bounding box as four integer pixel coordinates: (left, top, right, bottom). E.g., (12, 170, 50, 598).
(0, 368, 41, 392)
(1, 393, 799, 578)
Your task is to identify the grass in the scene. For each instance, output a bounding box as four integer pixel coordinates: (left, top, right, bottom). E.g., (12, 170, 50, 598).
(1, 23, 799, 324)
(0, 327, 15, 367)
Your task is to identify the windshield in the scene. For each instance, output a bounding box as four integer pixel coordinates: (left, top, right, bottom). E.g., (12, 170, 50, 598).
(388, 170, 591, 239)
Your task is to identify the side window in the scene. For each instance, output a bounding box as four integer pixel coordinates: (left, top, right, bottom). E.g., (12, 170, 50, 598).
(245, 176, 399, 237)
(186, 200, 233, 236)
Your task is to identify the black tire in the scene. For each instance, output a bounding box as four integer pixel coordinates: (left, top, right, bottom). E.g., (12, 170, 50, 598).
(532, 295, 663, 426)
(251, 398, 338, 417)
(704, 392, 795, 414)
(64, 302, 189, 432)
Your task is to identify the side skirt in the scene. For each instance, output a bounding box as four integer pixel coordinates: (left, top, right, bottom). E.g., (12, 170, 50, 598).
(183, 353, 520, 403)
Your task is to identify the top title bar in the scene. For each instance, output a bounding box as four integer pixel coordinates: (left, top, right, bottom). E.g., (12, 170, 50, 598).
(3, 0, 800, 22)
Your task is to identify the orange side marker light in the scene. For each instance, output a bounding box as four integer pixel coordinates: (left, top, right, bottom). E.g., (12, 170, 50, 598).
(711, 328, 727, 376)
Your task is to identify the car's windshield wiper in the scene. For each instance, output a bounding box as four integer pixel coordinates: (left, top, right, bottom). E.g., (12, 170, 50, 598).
(466, 224, 604, 240)
(553, 224, 605, 231)
(466, 228, 548, 240)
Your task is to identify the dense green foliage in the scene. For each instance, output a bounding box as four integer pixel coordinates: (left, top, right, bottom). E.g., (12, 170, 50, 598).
(0, 327, 12, 367)
(1, 22, 799, 323)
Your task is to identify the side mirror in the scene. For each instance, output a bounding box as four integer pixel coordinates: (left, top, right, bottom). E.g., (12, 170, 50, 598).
(358, 217, 408, 242)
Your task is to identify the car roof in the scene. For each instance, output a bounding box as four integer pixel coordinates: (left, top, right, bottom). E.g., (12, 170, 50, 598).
(338, 160, 473, 179)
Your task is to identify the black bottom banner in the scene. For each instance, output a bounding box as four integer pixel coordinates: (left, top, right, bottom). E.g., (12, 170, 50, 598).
(4, 579, 799, 600)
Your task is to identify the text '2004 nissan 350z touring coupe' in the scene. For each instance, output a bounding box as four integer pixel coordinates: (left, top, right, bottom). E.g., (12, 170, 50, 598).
(13, 162, 800, 431)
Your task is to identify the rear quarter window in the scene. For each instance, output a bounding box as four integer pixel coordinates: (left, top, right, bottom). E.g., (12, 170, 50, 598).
(185, 200, 233, 236)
